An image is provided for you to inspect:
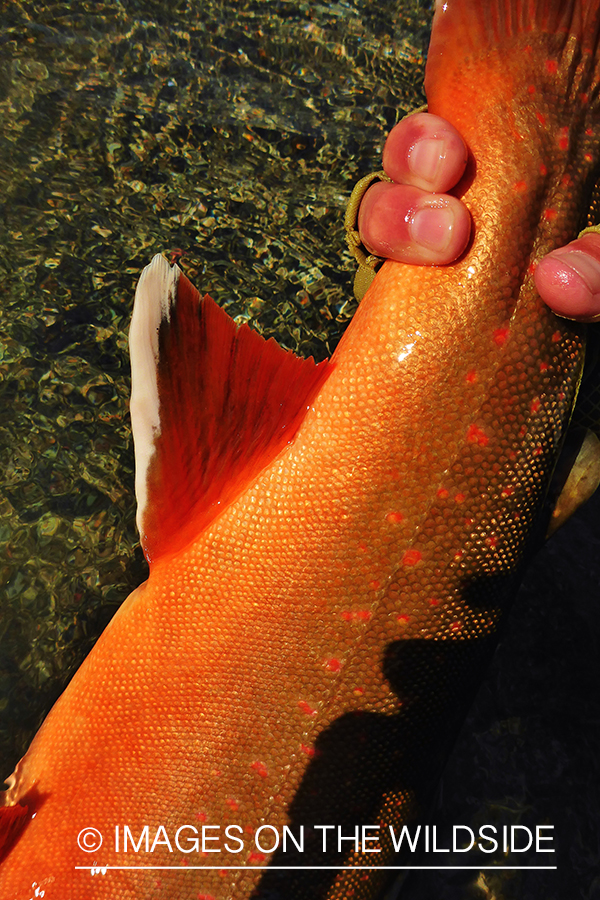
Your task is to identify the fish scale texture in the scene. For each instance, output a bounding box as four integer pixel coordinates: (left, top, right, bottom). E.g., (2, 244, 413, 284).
(1, 4, 599, 900)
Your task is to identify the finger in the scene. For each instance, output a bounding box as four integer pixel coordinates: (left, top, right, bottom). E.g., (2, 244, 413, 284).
(357, 181, 471, 266)
(534, 232, 600, 321)
(383, 112, 468, 193)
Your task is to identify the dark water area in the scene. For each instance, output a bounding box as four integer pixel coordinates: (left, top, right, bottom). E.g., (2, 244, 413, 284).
(0, 2, 598, 899)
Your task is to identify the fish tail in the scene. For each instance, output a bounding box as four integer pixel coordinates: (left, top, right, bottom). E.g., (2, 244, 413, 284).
(426, 0, 600, 128)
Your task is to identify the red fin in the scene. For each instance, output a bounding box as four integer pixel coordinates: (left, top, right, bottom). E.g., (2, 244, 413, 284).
(0, 802, 29, 863)
(130, 255, 331, 564)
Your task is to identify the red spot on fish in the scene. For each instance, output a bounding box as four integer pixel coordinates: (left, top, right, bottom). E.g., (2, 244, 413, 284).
(582, 93, 590, 104)
(530, 398, 541, 413)
(402, 549, 422, 566)
(358, 541, 368, 552)
(353, 687, 365, 696)
(397, 614, 410, 625)
(198, 894, 216, 900)
(544, 208, 557, 220)
(539, 163, 548, 176)
(527, 84, 535, 93)
(539, 361, 549, 372)
(298, 700, 317, 717)
(324, 657, 342, 672)
(528, 262, 536, 276)
(251, 761, 268, 778)
(226, 798, 239, 811)
(586, 127, 593, 136)
(300, 743, 315, 758)
(454, 550, 464, 561)
(196, 811, 208, 822)
(450, 621, 462, 632)
(437, 487, 449, 499)
(552, 331, 562, 343)
(501, 485, 514, 498)
(562, 173, 572, 186)
(369, 579, 381, 590)
(429, 598, 439, 606)
(342, 609, 372, 622)
(518, 425, 527, 438)
(513, 180, 527, 192)
(585, 153, 593, 163)
(493, 327, 509, 346)
(545, 59, 558, 74)
(465, 517, 474, 527)
(558, 136, 569, 151)
(558, 391, 566, 402)
(535, 112, 546, 126)
(386, 511, 404, 524)
(467, 424, 489, 446)
(466, 369, 477, 383)
(248, 851, 266, 864)
(523, 45, 532, 55)
(486, 535, 498, 549)
(454, 492, 465, 503)
(533, 447, 543, 457)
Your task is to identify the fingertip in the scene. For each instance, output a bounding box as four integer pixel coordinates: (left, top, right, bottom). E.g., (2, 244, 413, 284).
(535, 238, 600, 321)
(358, 182, 471, 266)
(382, 112, 468, 193)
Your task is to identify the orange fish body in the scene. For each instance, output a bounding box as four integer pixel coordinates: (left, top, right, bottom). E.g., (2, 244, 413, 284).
(1, 2, 600, 899)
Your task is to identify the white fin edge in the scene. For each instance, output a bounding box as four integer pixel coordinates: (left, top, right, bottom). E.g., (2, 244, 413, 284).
(129, 254, 180, 536)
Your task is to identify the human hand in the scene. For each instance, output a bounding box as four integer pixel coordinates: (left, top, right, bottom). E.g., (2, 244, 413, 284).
(358, 112, 600, 321)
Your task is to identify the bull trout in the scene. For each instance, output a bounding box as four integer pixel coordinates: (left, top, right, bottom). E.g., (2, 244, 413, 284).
(1, 0, 599, 898)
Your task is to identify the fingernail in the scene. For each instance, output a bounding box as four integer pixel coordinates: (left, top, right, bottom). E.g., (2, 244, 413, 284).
(408, 138, 446, 185)
(554, 248, 600, 295)
(409, 200, 455, 252)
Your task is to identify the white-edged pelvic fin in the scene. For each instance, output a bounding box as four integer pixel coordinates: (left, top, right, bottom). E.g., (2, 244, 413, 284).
(129, 254, 180, 536)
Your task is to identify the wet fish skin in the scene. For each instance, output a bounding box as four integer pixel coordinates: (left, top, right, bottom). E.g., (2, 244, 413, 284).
(1, 2, 600, 899)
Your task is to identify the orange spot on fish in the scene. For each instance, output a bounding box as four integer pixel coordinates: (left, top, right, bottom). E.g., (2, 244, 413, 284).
(226, 798, 239, 811)
(324, 657, 342, 673)
(402, 549, 422, 566)
(341, 609, 372, 622)
(535, 112, 546, 126)
(466, 369, 477, 383)
(545, 59, 558, 74)
(466, 424, 489, 446)
(251, 761, 269, 778)
(397, 614, 410, 625)
(585, 153, 593, 163)
(454, 492, 465, 503)
(298, 700, 317, 717)
(513, 180, 527, 192)
(539, 162, 548, 176)
(386, 511, 404, 524)
(544, 208, 557, 220)
(437, 487, 449, 499)
(530, 398, 541, 413)
(493, 327, 509, 346)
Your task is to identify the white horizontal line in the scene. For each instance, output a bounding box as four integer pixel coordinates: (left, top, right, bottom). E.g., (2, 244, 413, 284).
(75, 865, 558, 871)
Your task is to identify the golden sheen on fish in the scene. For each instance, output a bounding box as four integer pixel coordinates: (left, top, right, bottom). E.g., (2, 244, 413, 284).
(1, 1, 599, 899)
